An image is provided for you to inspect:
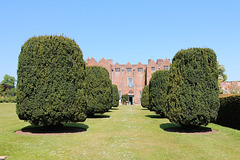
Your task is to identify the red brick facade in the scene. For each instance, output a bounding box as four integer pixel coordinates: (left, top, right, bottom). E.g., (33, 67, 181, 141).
(86, 57, 171, 104)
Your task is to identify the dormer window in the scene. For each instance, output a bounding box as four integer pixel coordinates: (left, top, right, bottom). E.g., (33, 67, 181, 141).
(138, 68, 143, 72)
(115, 68, 120, 72)
(164, 66, 169, 70)
(126, 68, 132, 72)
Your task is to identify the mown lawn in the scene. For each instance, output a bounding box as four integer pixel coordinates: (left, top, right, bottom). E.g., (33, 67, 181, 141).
(0, 103, 240, 160)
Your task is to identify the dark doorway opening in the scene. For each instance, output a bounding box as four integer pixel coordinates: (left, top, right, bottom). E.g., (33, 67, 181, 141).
(128, 95, 134, 105)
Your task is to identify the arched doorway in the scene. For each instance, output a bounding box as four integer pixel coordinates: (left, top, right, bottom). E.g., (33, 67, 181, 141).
(128, 91, 134, 105)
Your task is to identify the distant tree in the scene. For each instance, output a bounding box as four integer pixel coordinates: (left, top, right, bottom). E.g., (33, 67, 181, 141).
(0, 85, 4, 97)
(141, 85, 149, 108)
(17, 35, 87, 126)
(218, 61, 227, 82)
(1, 74, 16, 88)
(165, 48, 220, 129)
(218, 61, 227, 93)
(85, 66, 113, 116)
(112, 84, 119, 107)
(121, 94, 128, 105)
(149, 70, 169, 116)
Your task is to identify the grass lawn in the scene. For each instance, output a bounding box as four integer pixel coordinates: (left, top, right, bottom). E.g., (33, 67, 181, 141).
(0, 103, 240, 160)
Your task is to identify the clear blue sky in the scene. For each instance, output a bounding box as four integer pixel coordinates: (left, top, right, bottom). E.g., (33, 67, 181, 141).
(1, 0, 240, 83)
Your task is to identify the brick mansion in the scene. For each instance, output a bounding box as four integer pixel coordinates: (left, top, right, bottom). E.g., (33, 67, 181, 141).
(86, 57, 171, 105)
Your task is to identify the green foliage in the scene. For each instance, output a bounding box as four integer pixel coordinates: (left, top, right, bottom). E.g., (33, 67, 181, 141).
(85, 66, 113, 116)
(149, 70, 169, 116)
(121, 94, 128, 105)
(165, 48, 220, 129)
(1, 74, 16, 88)
(141, 85, 149, 108)
(17, 35, 87, 126)
(112, 84, 119, 107)
(216, 95, 240, 130)
(218, 61, 227, 82)
(0, 96, 16, 103)
(218, 61, 227, 93)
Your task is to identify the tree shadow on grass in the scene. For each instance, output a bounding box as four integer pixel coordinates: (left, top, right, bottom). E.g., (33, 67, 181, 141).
(15, 123, 88, 135)
(160, 123, 217, 134)
(110, 107, 119, 110)
(141, 108, 148, 110)
(145, 115, 164, 119)
(87, 114, 110, 119)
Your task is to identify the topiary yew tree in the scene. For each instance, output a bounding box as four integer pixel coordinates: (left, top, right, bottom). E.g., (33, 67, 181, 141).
(165, 48, 220, 129)
(17, 35, 87, 126)
(149, 70, 169, 116)
(141, 85, 149, 108)
(112, 84, 119, 107)
(85, 66, 112, 116)
(121, 94, 128, 105)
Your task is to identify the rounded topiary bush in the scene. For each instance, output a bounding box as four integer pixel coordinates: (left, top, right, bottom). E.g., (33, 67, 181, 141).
(112, 84, 119, 107)
(121, 94, 128, 105)
(85, 66, 112, 116)
(17, 35, 87, 126)
(141, 85, 149, 108)
(149, 70, 169, 116)
(165, 48, 220, 129)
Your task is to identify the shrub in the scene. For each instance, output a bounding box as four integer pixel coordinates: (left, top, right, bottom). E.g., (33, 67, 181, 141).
(216, 95, 240, 130)
(85, 66, 113, 116)
(17, 35, 87, 126)
(149, 70, 169, 116)
(121, 94, 128, 105)
(0, 96, 16, 103)
(141, 85, 149, 108)
(165, 48, 220, 129)
(112, 84, 119, 107)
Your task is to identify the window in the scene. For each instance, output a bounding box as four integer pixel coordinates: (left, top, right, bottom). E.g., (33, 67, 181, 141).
(164, 66, 169, 70)
(119, 91, 121, 100)
(140, 91, 142, 102)
(151, 67, 155, 71)
(126, 68, 132, 72)
(158, 67, 160, 70)
(138, 68, 143, 72)
(128, 77, 133, 87)
(115, 68, 120, 72)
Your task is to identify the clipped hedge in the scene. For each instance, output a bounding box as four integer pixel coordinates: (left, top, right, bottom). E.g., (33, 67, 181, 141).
(112, 84, 119, 107)
(149, 70, 169, 116)
(17, 35, 87, 126)
(216, 95, 240, 130)
(85, 66, 113, 116)
(141, 85, 149, 108)
(165, 48, 220, 129)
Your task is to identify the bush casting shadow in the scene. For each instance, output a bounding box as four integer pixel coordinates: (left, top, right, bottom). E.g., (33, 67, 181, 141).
(87, 114, 110, 118)
(145, 115, 164, 119)
(15, 123, 88, 135)
(160, 123, 217, 134)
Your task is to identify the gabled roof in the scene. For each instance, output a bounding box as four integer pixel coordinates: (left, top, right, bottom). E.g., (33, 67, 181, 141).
(126, 62, 132, 68)
(148, 59, 156, 66)
(162, 58, 171, 66)
(114, 62, 120, 68)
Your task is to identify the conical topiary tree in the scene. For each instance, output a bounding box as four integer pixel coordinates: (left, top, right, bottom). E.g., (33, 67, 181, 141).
(141, 85, 149, 108)
(17, 35, 87, 126)
(112, 84, 119, 107)
(149, 70, 169, 116)
(85, 66, 113, 116)
(165, 48, 220, 129)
